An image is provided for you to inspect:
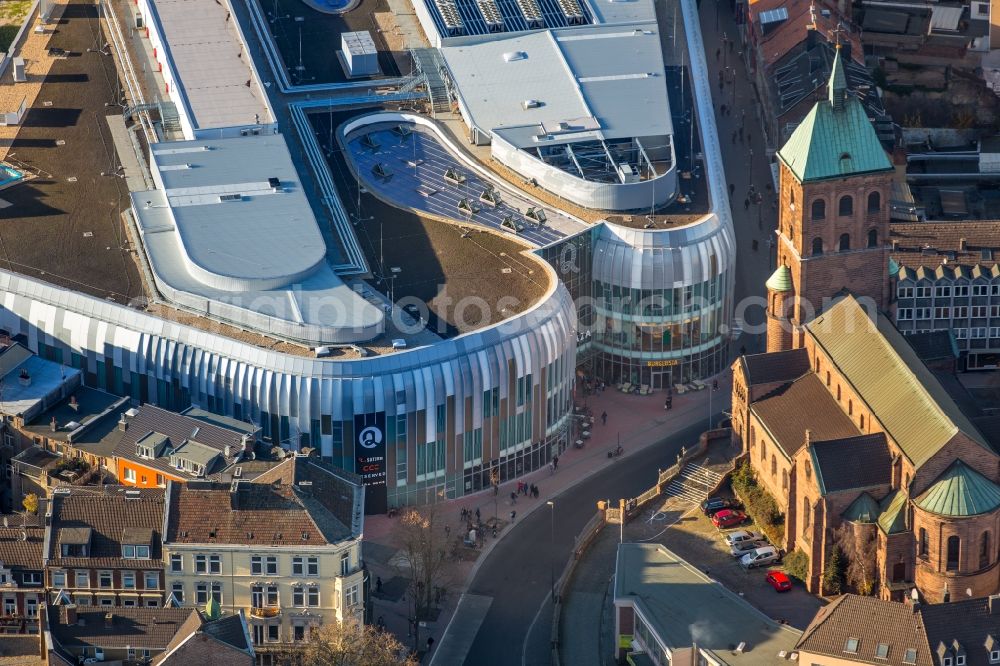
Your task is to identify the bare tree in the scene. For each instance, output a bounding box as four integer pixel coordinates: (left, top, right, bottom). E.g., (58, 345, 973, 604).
(394, 506, 454, 652)
(272, 619, 416, 666)
(833, 522, 879, 595)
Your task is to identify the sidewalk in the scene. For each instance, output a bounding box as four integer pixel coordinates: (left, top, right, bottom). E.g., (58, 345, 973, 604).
(363, 371, 732, 660)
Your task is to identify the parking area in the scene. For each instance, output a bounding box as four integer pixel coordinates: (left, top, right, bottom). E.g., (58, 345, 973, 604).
(628, 488, 824, 629)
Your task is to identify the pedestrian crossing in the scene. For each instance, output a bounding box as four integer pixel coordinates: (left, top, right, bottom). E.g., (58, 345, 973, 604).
(663, 463, 724, 505)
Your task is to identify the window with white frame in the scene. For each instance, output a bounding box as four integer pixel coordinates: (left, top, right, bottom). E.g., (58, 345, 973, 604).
(293, 586, 304, 607)
(196, 583, 208, 604)
(935, 307, 950, 319)
(973, 327, 988, 339)
(973, 306, 988, 318)
(898, 285, 914, 298)
(98, 571, 112, 588)
(208, 555, 221, 575)
(251, 555, 263, 575)
(123, 468, 136, 482)
(955, 306, 968, 318)
(916, 286, 932, 298)
(122, 571, 135, 589)
(346, 584, 359, 608)
(52, 570, 65, 587)
(307, 557, 319, 576)
(265, 556, 278, 575)
(144, 571, 158, 589)
(897, 308, 913, 320)
(75, 571, 89, 588)
(171, 582, 184, 604)
(340, 552, 350, 576)
(292, 557, 303, 576)
(195, 555, 207, 574)
(210, 582, 222, 603)
(935, 285, 952, 298)
(307, 586, 319, 607)
(955, 285, 970, 297)
(916, 308, 932, 320)
(956, 328, 970, 339)
(974, 284, 989, 296)
(170, 554, 182, 573)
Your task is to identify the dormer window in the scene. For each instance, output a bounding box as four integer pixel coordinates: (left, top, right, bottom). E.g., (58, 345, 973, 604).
(121, 528, 153, 559)
(904, 649, 918, 665)
(875, 644, 889, 659)
(845, 638, 860, 654)
(58, 528, 92, 558)
(990, 649, 1000, 663)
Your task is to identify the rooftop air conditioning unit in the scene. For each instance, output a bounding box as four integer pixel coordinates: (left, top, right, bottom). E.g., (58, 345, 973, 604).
(522, 99, 541, 110)
(503, 51, 527, 62)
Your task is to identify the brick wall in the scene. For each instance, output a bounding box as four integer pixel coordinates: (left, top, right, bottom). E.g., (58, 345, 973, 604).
(776, 162, 892, 328)
(913, 503, 1000, 602)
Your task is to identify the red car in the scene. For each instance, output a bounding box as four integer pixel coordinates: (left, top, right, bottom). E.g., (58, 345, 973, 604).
(766, 571, 792, 592)
(711, 509, 748, 528)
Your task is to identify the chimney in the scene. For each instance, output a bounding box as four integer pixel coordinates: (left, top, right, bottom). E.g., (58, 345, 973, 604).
(118, 414, 127, 433)
(990, 594, 1000, 615)
(804, 429, 812, 448)
(17, 369, 29, 387)
(103, 612, 113, 629)
(50, 417, 57, 433)
(224, 445, 231, 459)
(59, 604, 77, 626)
(68, 395, 78, 412)
(943, 586, 951, 603)
(960, 238, 967, 251)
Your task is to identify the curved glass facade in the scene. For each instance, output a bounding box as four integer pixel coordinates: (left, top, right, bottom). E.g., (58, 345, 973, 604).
(586, 219, 735, 388)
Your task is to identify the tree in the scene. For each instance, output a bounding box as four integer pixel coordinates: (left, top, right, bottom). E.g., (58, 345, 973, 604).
(21, 493, 37, 515)
(394, 506, 454, 652)
(833, 522, 879, 595)
(822, 546, 844, 596)
(273, 619, 416, 666)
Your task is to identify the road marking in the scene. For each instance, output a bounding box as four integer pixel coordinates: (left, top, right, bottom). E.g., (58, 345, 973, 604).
(521, 590, 551, 666)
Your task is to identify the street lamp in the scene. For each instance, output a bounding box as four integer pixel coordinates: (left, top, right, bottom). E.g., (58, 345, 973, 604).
(547, 501, 555, 602)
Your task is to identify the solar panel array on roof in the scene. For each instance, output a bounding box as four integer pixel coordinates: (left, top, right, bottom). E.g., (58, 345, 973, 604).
(421, 0, 590, 38)
(759, 7, 789, 24)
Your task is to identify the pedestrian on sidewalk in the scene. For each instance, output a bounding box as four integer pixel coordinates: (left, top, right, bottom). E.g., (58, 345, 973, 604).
(475, 507, 481, 522)
(601, 411, 607, 425)
(375, 576, 382, 594)
(492, 524, 498, 538)
(666, 396, 673, 410)
(510, 510, 516, 523)
(553, 455, 559, 469)
(744, 198, 750, 211)
(510, 491, 517, 505)
(427, 636, 435, 653)
(549, 461, 555, 474)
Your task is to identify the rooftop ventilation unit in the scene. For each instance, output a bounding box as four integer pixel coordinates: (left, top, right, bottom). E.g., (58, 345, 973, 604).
(522, 99, 541, 109)
(504, 51, 527, 62)
(477, 0, 503, 31)
(219, 193, 242, 203)
(514, 0, 543, 27)
(267, 177, 280, 188)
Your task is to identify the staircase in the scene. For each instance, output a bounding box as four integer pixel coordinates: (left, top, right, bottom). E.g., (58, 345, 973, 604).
(410, 49, 451, 115)
(662, 463, 723, 505)
(159, 102, 182, 135)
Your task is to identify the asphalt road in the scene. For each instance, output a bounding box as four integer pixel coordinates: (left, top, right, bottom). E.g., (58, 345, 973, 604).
(462, 413, 724, 666)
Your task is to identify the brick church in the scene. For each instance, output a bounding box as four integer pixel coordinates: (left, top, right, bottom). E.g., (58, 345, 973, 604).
(731, 49, 1000, 602)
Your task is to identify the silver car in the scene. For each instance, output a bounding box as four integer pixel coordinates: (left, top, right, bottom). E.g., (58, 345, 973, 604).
(740, 545, 781, 569)
(730, 539, 767, 558)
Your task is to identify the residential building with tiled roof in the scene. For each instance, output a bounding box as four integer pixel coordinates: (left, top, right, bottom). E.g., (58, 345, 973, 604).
(112, 404, 259, 489)
(797, 593, 1000, 666)
(161, 455, 364, 653)
(733, 295, 1000, 602)
(43, 603, 253, 665)
(0, 524, 45, 634)
(42, 487, 166, 609)
(152, 608, 254, 665)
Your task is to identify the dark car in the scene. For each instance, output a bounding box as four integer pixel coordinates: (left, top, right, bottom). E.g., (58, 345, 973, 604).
(701, 497, 735, 516)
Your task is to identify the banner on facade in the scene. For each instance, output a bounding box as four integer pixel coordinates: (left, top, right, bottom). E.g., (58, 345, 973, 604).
(354, 412, 387, 513)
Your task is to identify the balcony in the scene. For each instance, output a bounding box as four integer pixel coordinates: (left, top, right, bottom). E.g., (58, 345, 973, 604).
(250, 606, 281, 619)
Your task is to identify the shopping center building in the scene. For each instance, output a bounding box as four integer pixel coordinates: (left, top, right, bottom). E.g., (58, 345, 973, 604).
(0, 0, 733, 512)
